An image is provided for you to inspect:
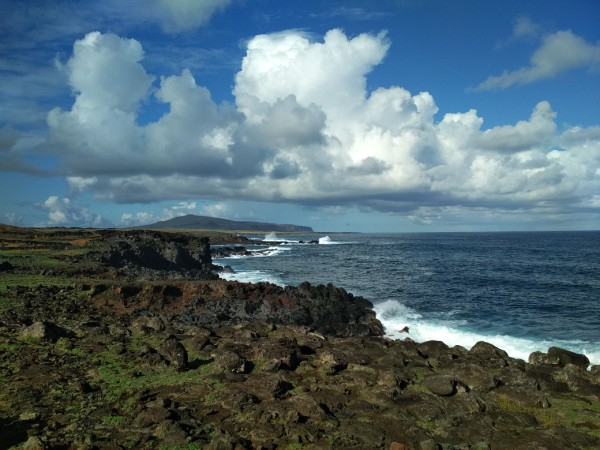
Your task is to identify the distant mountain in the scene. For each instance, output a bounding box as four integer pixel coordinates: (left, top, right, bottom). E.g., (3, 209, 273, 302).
(137, 214, 313, 232)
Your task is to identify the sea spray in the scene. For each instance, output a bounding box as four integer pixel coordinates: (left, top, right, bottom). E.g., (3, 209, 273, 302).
(374, 299, 599, 364)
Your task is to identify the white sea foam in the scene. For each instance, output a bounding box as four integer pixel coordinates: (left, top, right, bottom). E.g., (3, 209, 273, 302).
(318, 236, 356, 244)
(249, 246, 291, 257)
(214, 245, 291, 261)
(374, 299, 600, 366)
(219, 270, 285, 286)
(262, 232, 300, 243)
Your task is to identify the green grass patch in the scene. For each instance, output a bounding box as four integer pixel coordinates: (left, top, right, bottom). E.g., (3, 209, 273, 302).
(158, 444, 202, 450)
(495, 395, 600, 437)
(102, 414, 126, 426)
(0, 273, 73, 292)
(93, 343, 221, 402)
(0, 249, 70, 269)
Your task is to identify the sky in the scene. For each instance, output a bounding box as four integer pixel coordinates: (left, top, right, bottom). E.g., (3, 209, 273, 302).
(1, 0, 599, 232)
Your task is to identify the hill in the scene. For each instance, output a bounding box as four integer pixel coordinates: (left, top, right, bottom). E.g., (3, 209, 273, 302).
(136, 214, 313, 232)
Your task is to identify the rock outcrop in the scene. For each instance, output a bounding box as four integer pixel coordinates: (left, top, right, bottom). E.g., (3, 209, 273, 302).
(96, 229, 218, 279)
(87, 279, 383, 337)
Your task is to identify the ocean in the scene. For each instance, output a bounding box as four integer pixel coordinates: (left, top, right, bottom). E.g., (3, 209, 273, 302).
(214, 231, 600, 366)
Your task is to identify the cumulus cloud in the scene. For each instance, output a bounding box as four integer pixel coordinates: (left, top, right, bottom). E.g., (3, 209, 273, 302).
(33, 29, 600, 225)
(476, 29, 600, 90)
(42, 196, 107, 227)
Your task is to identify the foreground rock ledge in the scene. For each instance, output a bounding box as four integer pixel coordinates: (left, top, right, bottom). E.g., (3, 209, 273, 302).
(0, 227, 599, 449)
(2, 285, 599, 449)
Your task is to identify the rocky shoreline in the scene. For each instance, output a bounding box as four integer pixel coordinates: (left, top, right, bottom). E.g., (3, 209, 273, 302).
(1, 227, 599, 449)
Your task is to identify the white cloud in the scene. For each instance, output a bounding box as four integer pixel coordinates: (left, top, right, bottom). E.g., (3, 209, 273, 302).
(234, 29, 389, 123)
(34, 29, 600, 227)
(477, 101, 556, 153)
(42, 195, 106, 227)
(120, 201, 198, 226)
(201, 202, 232, 218)
(3, 212, 23, 226)
(476, 30, 600, 90)
(65, 31, 154, 113)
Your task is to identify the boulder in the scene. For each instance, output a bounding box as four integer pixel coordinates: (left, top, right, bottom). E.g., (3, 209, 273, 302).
(528, 350, 559, 366)
(255, 338, 299, 371)
(529, 347, 590, 370)
(158, 336, 188, 371)
(469, 341, 509, 367)
(490, 385, 551, 409)
(317, 349, 348, 375)
(547, 347, 590, 370)
(213, 350, 248, 373)
(448, 362, 499, 392)
(22, 321, 71, 342)
(417, 340, 450, 359)
(423, 374, 456, 396)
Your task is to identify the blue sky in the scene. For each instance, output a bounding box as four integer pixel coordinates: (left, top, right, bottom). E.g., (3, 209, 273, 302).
(1, 0, 599, 232)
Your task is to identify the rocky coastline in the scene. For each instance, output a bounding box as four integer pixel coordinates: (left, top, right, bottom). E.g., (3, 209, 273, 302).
(0, 227, 599, 449)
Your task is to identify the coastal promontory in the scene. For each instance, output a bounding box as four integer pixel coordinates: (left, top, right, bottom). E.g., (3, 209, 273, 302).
(0, 226, 598, 449)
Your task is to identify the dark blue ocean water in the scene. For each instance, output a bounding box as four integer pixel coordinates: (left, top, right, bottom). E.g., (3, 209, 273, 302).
(215, 231, 600, 365)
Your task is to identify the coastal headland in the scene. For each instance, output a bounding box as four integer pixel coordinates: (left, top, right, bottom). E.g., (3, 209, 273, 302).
(0, 226, 599, 449)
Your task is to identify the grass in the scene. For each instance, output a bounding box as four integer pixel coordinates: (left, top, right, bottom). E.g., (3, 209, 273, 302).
(0, 273, 73, 292)
(157, 444, 202, 450)
(494, 395, 600, 438)
(91, 339, 225, 404)
(0, 248, 71, 268)
(102, 415, 126, 426)
(286, 444, 305, 450)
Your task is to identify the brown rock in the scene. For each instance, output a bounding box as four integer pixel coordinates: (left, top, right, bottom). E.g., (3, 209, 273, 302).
(469, 341, 509, 367)
(214, 350, 248, 373)
(424, 374, 456, 396)
(390, 443, 409, 450)
(448, 362, 499, 391)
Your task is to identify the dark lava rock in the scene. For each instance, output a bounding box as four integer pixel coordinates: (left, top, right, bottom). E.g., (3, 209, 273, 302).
(158, 336, 188, 371)
(423, 374, 456, 396)
(97, 229, 217, 280)
(469, 341, 509, 367)
(547, 346, 590, 369)
(0, 261, 15, 272)
(446, 362, 500, 392)
(213, 350, 248, 373)
(529, 346, 591, 370)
